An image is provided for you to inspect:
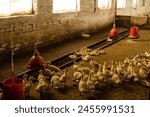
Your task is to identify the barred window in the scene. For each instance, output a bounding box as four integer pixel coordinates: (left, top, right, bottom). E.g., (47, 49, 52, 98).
(117, 0, 126, 8)
(53, 0, 80, 13)
(141, 0, 145, 6)
(0, 0, 33, 17)
(132, 0, 137, 8)
(98, 0, 112, 9)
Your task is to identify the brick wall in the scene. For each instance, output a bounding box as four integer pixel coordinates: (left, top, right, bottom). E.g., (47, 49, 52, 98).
(0, 0, 115, 57)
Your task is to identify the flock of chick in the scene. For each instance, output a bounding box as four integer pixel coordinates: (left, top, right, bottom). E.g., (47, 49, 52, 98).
(69, 47, 105, 61)
(23, 61, 67, 96)
(23, 47, 150, 98)
(73, 51, 150, 96)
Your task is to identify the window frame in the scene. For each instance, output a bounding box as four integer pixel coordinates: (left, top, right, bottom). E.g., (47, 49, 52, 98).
(98, 0, 112, 9)
(132, 0, 137, 8)
(52, 0, 80, 13)
(117, 0, 126, 9)
(141, 0, 145, 6)
(0, 0, 35, 17)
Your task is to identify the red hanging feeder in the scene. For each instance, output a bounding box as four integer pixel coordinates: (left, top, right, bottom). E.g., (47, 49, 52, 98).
(25, 3, 46, 71)
(129, 6, 139, 39)
(129, 26, 139, 39)
(108, 24, 118, 39)
(26, 49, 46, 71)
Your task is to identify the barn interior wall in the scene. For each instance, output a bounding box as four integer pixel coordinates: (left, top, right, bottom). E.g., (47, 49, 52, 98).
(0, 0, 115, 56)
(117, 0, 150, 16)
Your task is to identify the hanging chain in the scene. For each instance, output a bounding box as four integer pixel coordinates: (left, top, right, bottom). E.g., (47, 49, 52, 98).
(10, 0, 14, 79)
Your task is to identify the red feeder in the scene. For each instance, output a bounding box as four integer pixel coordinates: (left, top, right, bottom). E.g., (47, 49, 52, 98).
(0, 78, 25, 100)
(129, 26, 139, 39)
(26, 50, 45, 71)
(108, 24, 118, 39)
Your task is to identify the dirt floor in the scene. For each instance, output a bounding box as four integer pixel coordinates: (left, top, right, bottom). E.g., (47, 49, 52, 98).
(0, 28, 150, 100)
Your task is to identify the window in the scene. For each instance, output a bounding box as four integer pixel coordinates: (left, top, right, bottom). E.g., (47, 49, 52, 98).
(117, 0, 126, 8)
(53, 0, 80, 13)
(0, 0, 33, 17)
(141, 0, 145, 6)
(132, 0, 137, 8)
(98, 0, 112, 9)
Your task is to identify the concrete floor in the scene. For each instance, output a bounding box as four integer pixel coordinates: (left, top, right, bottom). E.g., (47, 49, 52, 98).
(0, 28, 150, 100)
